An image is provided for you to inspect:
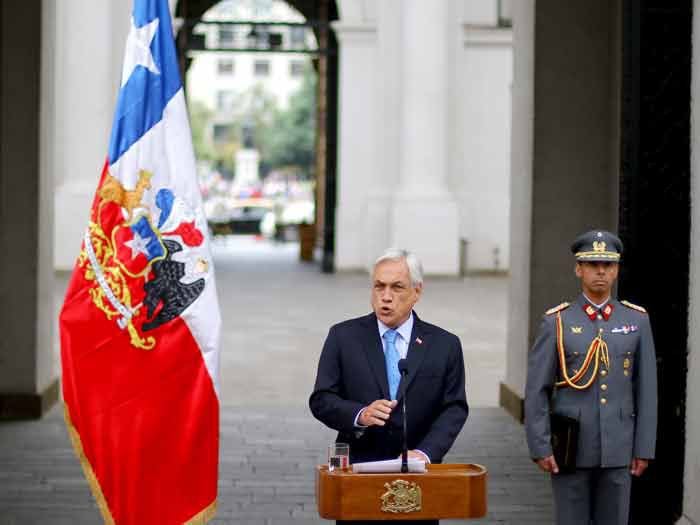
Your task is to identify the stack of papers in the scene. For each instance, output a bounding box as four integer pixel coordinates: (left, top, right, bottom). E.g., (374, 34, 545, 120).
(351, 458, 427, 473)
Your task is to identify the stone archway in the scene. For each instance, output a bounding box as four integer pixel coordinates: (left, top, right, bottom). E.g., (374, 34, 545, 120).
(174, 0, 340, 272)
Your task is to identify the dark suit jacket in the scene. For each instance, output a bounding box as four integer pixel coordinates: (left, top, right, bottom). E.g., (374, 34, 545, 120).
(309, 312, 468, 464)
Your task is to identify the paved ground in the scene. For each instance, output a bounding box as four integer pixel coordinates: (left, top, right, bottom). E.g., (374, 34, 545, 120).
(0, 237, 553, 524)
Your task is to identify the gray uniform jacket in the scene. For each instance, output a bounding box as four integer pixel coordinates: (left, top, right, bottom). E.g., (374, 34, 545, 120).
(525, 295, 658, 468)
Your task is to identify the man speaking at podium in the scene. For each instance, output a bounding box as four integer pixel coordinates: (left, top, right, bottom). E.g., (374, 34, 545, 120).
(310, 248, 469, 524)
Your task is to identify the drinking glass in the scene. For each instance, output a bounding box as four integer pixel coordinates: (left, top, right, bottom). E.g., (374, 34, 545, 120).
(328, 442, 350, 471)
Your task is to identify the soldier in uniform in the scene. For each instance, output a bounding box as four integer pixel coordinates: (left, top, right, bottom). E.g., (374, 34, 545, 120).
(524, 230, 658, 525)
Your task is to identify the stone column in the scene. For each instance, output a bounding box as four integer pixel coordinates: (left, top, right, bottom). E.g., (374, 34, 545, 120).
(332, 15, 378, 270)
(234, 149, 261, 188)
(362, 0, 401, 270)
(0, 0, 58, 419)
(391, 0, 459, 275)
(500, 0, 620, 420)
(53, 0, 131, 270)
(681, 2, 700, 522)
(458, 23, 513, 273)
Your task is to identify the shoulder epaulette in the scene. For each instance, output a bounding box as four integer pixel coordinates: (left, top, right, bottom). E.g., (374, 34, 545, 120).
(621, 300, 647, 313)
(545, 302, 570, 315)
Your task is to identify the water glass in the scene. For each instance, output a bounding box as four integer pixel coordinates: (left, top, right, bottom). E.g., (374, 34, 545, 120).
(328, 442, 350, 471)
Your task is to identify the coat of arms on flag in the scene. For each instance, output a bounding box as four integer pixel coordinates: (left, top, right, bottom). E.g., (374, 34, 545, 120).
(59, 1, 221, 523)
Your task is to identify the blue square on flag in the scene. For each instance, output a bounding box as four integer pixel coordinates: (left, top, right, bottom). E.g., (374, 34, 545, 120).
(114, 215, 166, 277)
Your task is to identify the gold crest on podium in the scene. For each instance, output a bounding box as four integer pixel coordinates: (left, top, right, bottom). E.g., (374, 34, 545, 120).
(380, 480, 422, 514)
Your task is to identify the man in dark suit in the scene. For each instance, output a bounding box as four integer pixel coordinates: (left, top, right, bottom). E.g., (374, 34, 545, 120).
(309, 248, 469, 525)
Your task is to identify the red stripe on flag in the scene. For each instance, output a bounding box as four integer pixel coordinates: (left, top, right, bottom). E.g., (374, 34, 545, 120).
(60, 268, 218, 524)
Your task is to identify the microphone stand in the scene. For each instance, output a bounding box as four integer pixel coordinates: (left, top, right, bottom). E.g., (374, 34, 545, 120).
(398, 359, 409, 473)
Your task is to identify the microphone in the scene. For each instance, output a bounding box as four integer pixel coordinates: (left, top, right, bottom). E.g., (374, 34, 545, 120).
(397, 359, 409, 473)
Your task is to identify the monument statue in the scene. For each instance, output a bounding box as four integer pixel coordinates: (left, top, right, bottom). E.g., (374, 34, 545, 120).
(241, 118, 255, 149)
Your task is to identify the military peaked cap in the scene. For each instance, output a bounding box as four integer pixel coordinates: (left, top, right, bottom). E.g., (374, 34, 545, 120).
(571, 230, 623, 262)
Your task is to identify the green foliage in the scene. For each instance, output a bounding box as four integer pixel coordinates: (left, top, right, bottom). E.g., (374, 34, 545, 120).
(259, 65, 317, 178)
(188, 99, 215, 161)
(188, 64, 317, 181)
(215, 141, 240, 177)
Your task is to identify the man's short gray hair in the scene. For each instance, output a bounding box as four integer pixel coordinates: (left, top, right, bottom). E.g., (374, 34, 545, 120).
(373, 248, 424, 287)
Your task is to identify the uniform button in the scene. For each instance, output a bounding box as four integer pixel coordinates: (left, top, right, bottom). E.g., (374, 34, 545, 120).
(600, 398, 607, 405)
(574, 351, 580, 356)
(601, 370, 608, 377)
(624, 370, 630, 377)
(601, 384, 608, 391)
(597, 315, 603, 320)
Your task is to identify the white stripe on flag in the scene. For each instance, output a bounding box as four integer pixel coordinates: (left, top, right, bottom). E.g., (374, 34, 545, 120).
(109, 88, 221, 395)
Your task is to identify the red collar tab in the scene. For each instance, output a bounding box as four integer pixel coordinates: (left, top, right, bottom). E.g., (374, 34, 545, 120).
(583, 303, 614, 321)
(602, 303, 613, 321)
(584, 304, 597, 321)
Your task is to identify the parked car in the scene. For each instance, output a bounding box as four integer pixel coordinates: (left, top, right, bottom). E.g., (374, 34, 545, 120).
(205, 196, 274, 236)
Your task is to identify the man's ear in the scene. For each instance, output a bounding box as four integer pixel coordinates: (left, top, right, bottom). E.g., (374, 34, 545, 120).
(414, 283, 423, 301)
(611, 263, 620, 279)
(574, 262, 582, 278)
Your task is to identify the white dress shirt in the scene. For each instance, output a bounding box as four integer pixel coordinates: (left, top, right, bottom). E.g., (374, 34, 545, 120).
(583, 293, 610, 309)
(353, 312, 430, 462)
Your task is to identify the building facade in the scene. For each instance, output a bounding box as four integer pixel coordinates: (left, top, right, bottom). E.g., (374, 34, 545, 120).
(333, 0, 513, 275)
(186, 1, 312, 113)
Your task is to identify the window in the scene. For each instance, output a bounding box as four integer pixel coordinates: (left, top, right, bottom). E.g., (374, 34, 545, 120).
(218, 27, 235, 47)
(254, 60, 270, 76)
(217, 90, 235, 111)
(290, 60, 305, 77)
(498, 0, 513, 28)
(218, 58, 234, 75)
(290, 26, 306, 47)
(212, 124, 232, 143)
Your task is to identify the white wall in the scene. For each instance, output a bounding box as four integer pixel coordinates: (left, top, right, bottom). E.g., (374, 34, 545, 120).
(38, 0, 58, 392)
(332, 2, 378, 270)
(503, 0, 534, 402)
(681, 2, 700, 522)
(462, 0, 499, 26)
(457, 26, 512, 272)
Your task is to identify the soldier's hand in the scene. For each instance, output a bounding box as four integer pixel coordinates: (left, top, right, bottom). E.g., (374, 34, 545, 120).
(630, 458, 649, 477)
(536, 455, 559, 474)
(359, 399, 397, 427)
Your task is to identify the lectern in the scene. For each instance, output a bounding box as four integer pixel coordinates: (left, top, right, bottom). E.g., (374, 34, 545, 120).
(316, 463, 487, 521)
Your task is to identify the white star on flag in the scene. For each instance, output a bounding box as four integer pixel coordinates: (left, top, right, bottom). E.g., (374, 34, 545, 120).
(124, 231, 151, 259)
(121, 16, 161, 86)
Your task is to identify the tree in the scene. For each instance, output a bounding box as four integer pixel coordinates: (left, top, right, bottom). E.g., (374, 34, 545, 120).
(188, 99, 215, 161)
(260, 64, 317, 178)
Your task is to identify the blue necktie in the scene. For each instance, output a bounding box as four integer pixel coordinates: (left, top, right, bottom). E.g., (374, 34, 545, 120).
(383, 329, 401, 400)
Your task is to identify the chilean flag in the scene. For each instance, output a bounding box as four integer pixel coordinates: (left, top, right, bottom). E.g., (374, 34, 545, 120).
(59, 1, 221, 523)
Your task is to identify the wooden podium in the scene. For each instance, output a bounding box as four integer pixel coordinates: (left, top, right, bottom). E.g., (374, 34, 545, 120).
(316, 464, 487, 521)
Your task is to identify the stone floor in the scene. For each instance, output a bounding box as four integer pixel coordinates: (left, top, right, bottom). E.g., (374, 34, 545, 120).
(0, 236, 553, 524)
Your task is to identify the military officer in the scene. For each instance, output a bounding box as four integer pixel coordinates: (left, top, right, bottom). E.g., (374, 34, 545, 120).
(524, 230, 658, 525)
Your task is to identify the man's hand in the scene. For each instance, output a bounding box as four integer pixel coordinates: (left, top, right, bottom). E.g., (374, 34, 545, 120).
(630, 458, 649, 477)
(400, 450, 430, 463)
(358, 399, 397, 427)
(535, 455, 559, 474)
